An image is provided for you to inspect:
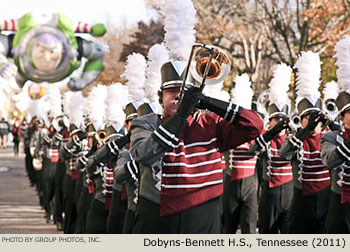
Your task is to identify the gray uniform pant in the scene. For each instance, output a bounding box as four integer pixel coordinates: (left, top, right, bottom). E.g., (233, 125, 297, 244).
(222, 173, 258, 234)
(326, 191, 350, 233)
(290, 187, 330, 234)
(259, 180, 293, 233)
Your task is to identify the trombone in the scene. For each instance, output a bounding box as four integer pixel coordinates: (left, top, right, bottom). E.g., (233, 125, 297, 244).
(177, 43, 231, 103)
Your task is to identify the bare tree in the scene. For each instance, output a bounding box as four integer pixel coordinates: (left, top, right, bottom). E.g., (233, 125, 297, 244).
(195, 0, 350, 91)
(194, 0, 273, 91)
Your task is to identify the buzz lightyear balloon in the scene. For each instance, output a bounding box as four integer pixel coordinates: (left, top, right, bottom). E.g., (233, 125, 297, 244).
(0, 12, 106, 93)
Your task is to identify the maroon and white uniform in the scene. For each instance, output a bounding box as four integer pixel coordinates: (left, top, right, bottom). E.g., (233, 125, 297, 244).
(321, 128, 350, 233)
(222, 140, 259, 234)
(228, 141, 257, 181)
(280, 132, 331, 233)
(160, 110, 263, 216)
(250, 132, 293, 233)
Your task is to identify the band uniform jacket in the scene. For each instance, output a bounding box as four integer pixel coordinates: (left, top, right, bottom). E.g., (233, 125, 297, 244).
(250, 133, 293, 187)
(130, 109, 263, 216)
(321, 130, 350, 202)
(225, 140, 257, 181)
(114, 150, 138, 212)
(279, 132, 330, 195)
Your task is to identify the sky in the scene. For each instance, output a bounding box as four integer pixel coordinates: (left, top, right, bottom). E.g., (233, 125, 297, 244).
(1, 0, 155, 28)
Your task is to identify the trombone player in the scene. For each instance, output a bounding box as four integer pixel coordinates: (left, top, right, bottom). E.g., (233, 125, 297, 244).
(129, 43, 263, 233)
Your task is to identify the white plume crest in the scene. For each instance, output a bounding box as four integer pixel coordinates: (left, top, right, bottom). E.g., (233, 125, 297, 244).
(47, 86, 62, 117)
(203, 82, 230, 102)
(230, 74, 253, 109)
(28, 99, 44, 120)
(106, 83, 128, 125)
(145, 44, 169, 102)
(164, 0, 197, 60)
(294, 51, 321, 103)
(68, 91, 84, 128)
(87, 84, 107, 129)
(122, 53, 147, 102)
(334, 35, 350, 92)
(62, 91, 73, 116)
(28, 95, 51, 123)
(269, 63, 292, 107)
(323, 81, 339, 101)
(82, 96, 89, 117)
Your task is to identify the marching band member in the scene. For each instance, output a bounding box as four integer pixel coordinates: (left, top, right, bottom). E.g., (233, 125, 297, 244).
(250, 63, 294, 233)
(74, 117, 97, 233)
(84, 84, 110, 234)
(279, 51, 331, 233)
(114, 43, 168, 234)
(321, 35, 350, 233)
(105, 53, 146, 233)
(40, 88, 63, 224)
(222, 74, 259, 234)
(129, 0, 263, 234)
(60, 91, 85, 233)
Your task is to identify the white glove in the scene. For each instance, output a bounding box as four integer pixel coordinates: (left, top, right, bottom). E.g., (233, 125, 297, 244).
(0, 62, 17, 79)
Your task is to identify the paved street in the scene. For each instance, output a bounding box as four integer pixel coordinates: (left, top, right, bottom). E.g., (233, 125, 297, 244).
(0, 143, 61, 234)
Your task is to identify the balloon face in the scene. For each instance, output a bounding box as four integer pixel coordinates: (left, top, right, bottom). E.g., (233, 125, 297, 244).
(31, 41, 63, 72)
(15, 26, 78, 83)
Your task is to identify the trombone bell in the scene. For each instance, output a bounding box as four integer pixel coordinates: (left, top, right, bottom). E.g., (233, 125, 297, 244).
(190, 45, 231, 85)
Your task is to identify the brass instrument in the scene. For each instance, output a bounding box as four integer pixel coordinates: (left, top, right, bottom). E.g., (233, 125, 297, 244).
(178, 43, 231, 103)
(289, 111, 301, 132)
(96, 129, 107, 144)
(289, 110, 331, 132)
(324, 100, 338, 122)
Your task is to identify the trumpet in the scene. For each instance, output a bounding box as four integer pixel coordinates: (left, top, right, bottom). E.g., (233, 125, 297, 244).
(289, 111, 301, 132)
(96, 129, 107, 144)
(178, 43, 231, 103)
(324, 100, 338, 122)
(290, 110, 331, 131)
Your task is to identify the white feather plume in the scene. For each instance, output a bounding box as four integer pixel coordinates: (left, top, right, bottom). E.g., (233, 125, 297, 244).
(145, 44, 169, 102)
(323, 81, 339, 101)
(62, 91, 73, 116)
(46, 86, 62, 117)
(82, 96, 89, 117)
(106, 83, 128, 125)
(203, 82, 230, 102)
(164, 0, 197, 60)
(27, 99, 40, 119)
(294, 51, 321, 103)
(28, 97, 47, 121)
(87, 84, 107, 129)
(230, 74, 253, 109)
(269, 63, 292, 107)
(334, 35, 350, 92)
(122, 53, 147, 102)
(68, 91, 84, 128)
